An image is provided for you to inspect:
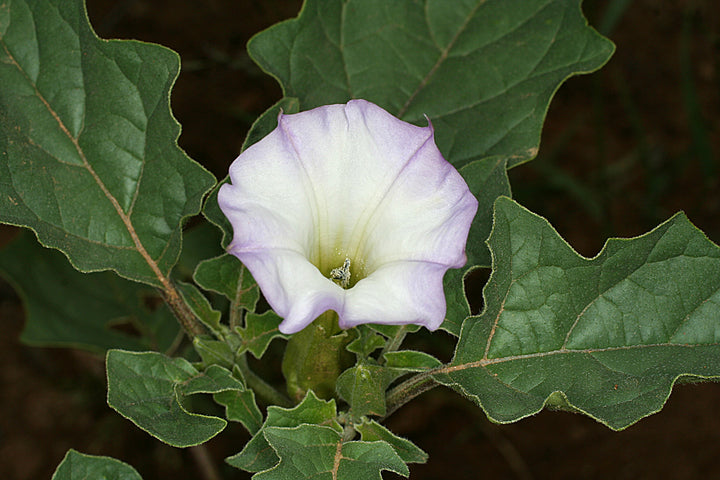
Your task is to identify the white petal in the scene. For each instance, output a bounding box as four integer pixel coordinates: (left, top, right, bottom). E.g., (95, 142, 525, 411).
(219, 124, 315, 256)
(341, 261, 449, 330)
(276, 100, 436, 265)
(219, 99, 478, 333)
(357, 128, 478, 270)
(239, 249, 345, 334)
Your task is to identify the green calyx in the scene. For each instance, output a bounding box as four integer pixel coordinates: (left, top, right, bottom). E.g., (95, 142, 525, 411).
(281, 311, 354, 402)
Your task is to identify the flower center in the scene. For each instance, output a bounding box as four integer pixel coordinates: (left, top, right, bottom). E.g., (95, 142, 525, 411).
(329, 258, 352, 288)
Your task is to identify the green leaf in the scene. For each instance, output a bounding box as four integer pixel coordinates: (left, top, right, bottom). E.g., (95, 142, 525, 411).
(214, 388, 264, 435)
(179, 364, 244, 395)
(227, 391, 340, 472)
(441, 269, 473, 336)
(52, 450, 142, 480)
(239, 310, 289, 359)
(336, 363, 398, 419)
(439, 197, 720, 430)
(367, 324, 420, 338)
(203, 97, 301, 247)
(177, 281, 223, 335)
(442, 156, 513, 334)
(0, 0, 215, 286)
(346, 325, 387, 358)
(460, 157, 513, 266)
(172, 221, 224, 280)
(194, 254, 260, 312)
(355, 419, 428, 464)
(202, 182, 234, 249)
(0, 230, 179, 352)
(179, 363, 265, 435)
(264, 390, 341, 430)
(167, 362, 264, 435)
(193, 335, 235, 369)
(106, 350, 228, 447)
(248, 0, 613, 168)
(383, 351, 442, 372)
(257, 424, 408, 480)
(242, 96, 301, 151)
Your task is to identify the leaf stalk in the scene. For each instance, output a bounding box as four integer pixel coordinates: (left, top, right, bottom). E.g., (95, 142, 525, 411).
(160, 282, 206, 338)
(384, 369, 440, 419)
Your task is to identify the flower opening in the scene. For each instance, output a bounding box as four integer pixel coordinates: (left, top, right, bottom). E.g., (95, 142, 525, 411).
(218, 99, 478, 334)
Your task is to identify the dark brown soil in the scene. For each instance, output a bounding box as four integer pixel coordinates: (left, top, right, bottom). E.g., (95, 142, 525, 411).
(1, 1, 719, 479)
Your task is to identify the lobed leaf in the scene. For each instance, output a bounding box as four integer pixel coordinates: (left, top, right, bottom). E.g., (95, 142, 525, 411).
(239, 310, 289, 359)
(442, 156, 513, 334)
(52, 450, 142, 480)
(0, 230, 179, 352)
(355, 419, 428, 464)
(438, 197, 720, 430)
(0, 0, 215, 286)
(336, 363, 399, 419)
(106, 350, 236, 447)
(256, 424, 408, 480)
(248, 0, 613, 169)
(215, 387, 264, 435)
(193, 335, 235, 369)
(179, 364, 245, 395)
(227, 391, 341, 473)
(183, 363, 264, 435)
(194, 253, 260, 311)
(346, 325, 387, 358)
(177, 281, 223, 335)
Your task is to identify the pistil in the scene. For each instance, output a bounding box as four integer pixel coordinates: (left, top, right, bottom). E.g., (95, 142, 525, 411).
(329, 258, 351, 288)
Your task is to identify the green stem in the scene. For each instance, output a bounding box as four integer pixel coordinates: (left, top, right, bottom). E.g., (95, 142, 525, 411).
(380, 325, 409, 359)
(236, 354, 293, 408)
(229, 298, 244, 332)
(229, 267, 250, 331)
(383, 370, 440, 419)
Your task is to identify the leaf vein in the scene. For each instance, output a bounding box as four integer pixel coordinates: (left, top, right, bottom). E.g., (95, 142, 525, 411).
(398, 0, 484, 117)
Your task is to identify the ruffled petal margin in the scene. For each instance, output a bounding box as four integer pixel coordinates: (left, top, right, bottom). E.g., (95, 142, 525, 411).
(219, 100, 478, 334)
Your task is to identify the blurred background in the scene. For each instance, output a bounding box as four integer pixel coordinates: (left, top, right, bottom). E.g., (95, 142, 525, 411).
(1, 0, 718, 479)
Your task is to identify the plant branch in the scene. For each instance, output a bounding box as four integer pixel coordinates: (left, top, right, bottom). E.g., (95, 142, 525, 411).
(160, 281, 206, 338)
(236, 354, 293, 408)
(380, 325, 409, 359)
(383, 369, 440, 419)
(189, 445, 221, 480)
(229, 266, 250, 331)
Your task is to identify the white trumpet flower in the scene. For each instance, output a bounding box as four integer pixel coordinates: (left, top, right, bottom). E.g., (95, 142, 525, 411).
(218, 100, 478, 334)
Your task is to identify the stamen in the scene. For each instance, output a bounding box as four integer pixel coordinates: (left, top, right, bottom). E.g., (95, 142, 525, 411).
(329, 258, 351, 288)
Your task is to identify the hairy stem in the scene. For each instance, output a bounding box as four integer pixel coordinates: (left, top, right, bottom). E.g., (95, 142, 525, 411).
(384, 370, 440, 419)
(160, 282, 206, 338)
(229, 266, 250, 330)
(380, 325, 409, 359)
(236, 354, 293, 408)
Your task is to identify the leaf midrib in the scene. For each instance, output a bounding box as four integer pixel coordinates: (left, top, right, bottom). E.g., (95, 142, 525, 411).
(1, 35, 171, 289)
(396, 1, 484, 118)
(446, 341, 720, 373)
(397, 0, 552, 118)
